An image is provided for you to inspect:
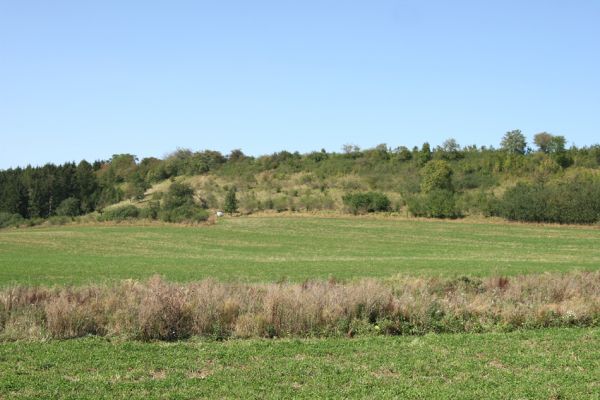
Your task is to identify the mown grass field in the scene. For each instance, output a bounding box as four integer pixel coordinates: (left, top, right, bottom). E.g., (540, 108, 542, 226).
(1, 328, 599, 399)
(1, 215, 600, 285)
(2, 216, 599, 399)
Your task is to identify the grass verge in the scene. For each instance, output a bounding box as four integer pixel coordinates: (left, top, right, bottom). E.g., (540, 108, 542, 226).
(2, 272, 598, 341)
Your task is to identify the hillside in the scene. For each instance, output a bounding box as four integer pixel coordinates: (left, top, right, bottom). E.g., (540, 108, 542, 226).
(2, 132, 600, 228)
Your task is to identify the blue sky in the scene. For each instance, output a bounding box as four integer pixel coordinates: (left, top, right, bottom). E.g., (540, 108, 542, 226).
(1, 0, 599, 168)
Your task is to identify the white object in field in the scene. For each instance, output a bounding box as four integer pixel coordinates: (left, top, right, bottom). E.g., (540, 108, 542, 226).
(216, 211, 224, 217)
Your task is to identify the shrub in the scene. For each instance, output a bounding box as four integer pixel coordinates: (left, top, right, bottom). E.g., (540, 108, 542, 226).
(44, 289, 106, 339)
(159, 204, 209, 223)
(55, 197, 81, 217)
(138, 200, 160, 220)
(342, 192, 391, 214)
(48, 215, 71, 226)
(162, 182, 196, 210)
(420, 160, 453, 193)
(269, 196, 289, 212)
(136, 277, 193, 341)
(98, 205, 140, 221)
(497, 174, 600, 224)
(0, 212, 24, 228)
(223, 187, 238, 214)
(159, 182, 209, 223)
(1, 272, 598, 341)
(497, 183, 547, 222)
(407, 190, 462, 219)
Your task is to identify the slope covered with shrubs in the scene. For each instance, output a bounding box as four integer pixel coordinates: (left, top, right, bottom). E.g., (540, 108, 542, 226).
(2, 130, 600, 225)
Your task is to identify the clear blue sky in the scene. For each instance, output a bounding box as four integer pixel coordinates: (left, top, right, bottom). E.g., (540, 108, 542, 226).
(1, 1, 599, 168)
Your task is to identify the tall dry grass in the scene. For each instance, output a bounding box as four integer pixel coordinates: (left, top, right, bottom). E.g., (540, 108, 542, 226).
(0, 272, 598, 341)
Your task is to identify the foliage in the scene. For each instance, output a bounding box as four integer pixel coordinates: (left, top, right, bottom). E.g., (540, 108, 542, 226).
(418, 142, 432, 165)
(1, 272, 599, 341)
(497, 174, 600, 224)
(342, 192, 390, 214)
(98, 205, 140, 221)
(223, 187, 238, 214)
(0, 212, 24, 228)
(420, 160, 454, 193)
(55, 197, 81, 217)
(159, 204, 209, 223)
(1, 131, 599, 225)
(407, 189, 462, 219)
(158, 182, 208, 223)
(124, 172, 149, 200)
(501, 129, 527, 155)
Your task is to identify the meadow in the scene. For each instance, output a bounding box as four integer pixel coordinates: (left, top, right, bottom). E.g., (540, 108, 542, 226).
(1, 215, 600, 286)
(1, 328, 598, 399)
(1, 216, 599, 398)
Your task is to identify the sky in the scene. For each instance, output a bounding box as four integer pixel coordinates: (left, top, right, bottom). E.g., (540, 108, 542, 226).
(1, 0, 599, 168)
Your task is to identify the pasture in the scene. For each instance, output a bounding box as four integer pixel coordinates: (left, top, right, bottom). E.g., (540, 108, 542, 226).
(1, 216, 600, 286)
(1, 216, 600, 398)
(1, 328, 598, 399)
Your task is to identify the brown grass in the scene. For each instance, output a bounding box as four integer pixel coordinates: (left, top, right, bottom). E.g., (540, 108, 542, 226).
(0, 272, 598, 341)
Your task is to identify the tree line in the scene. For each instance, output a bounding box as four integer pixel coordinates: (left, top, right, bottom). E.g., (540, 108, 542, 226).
(2, 130, 600, 226)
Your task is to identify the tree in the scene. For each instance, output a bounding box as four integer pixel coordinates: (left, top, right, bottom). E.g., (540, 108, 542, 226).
(224, 187, 238, 215)
(439, 138, 463, 160)
(342, 144, 360, 155)
(55, 197, 81, 217)
(162, 182, 195, 210)
(500, 130, 527, 155)
(228, 149, 246, 162)
(159, 182, 208, 223)
(76, 160, 98, 213)
(109, 154, 138, 182)
(395, 146, 412, 161)
(342, 192, 390, 214)
(125, 172, 149, 200)
(442, 138, 460, 153)
(420, 160, 453, 193)
(419, 142, 432, 165)
(548, 135, 566, 154)
(534, 132, 554, 153)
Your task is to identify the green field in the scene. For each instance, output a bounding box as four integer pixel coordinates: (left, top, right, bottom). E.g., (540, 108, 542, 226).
(2, 216, 599, 398)
(1, 216, 600, 285)
(1, 328, 598, 399)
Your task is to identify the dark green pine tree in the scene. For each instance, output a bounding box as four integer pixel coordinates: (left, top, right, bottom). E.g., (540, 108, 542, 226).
(223, 187, 238, 215)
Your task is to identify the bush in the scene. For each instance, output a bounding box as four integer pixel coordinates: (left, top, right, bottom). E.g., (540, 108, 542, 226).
(98, 205, 140, 221)
(162, 182, 196, 210)
(159, 204, 209, 223)
(55, 197, 81, 217)
(1, 271, 599, 341)
(407, 190, 462, 219)
(0, 212, 25, 228)
(159, 182, 209, 223)
(498, 175, 600, 224)
(342, 192, 391, 214)
(138, 200, 160, 220)
(48, 215, 71, 226)
(421, 160, 453, 193)
(223, 187, 238, 214)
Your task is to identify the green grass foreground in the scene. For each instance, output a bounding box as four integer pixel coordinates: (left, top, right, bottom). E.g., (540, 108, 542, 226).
(1, 328, 598, 399)
(1, 216, 600, 285)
